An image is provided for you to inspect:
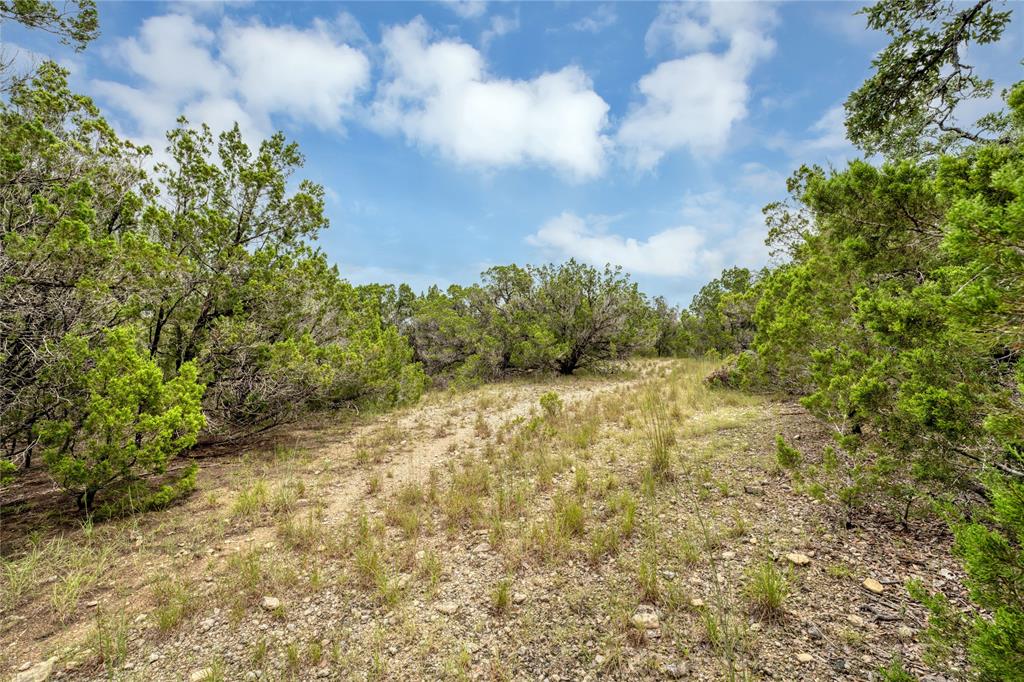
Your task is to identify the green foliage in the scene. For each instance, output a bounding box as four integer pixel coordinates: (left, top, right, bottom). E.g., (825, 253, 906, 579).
(676, 4, 1024, 675)
(774, 435, 802, 469)
(538, 391, 563, 418)
(949, 475, 1024, 679)
(0, 0, 98, 51)
(37, 327, 205, 512)
(845, 0, 1014, 158)
(1, 62, 424, 510)
(406, 260, 657, 380)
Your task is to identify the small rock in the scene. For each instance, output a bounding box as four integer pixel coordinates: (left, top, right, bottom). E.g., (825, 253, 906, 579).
(862, 578, 884, 594)
(261, 596, 281, 611)
(396, 574, 411, 590)
(13, 658, 57, 682)
(664, 662, 689, 679)
(796, 653, 813, 664)
(513, 592, 527, 604)
(189, 669, 212, 682)
(148, 653, 160, 663)
(631, 606, 660, 630)
(436, 601, 458, 615)
(847, 614, 865, 627)
(594, 654, 606, 667)
(690, 598, 705, 608)
(472, 541, 491, 554)
(721, 551, 736, 560)
(830, 658, 849, 673)
(786, 552, 811, 566)
(415, 550, 426, 561)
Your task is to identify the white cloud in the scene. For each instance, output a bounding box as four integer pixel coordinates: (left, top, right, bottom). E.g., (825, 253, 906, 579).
(529, 192, 772, 279)
(443, 0, 487, 20)
(371, 18, 610, 179)
(480, 13, 519, 49)
(527, 212, 712, 278)
(220, 20, 369, 130)
(571, 5, 617, 33)
(92, 13, 369, 142)
(618, 2, 777, 170)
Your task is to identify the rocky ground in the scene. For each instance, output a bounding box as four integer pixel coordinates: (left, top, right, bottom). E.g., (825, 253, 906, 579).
(2, 359, 971, 681)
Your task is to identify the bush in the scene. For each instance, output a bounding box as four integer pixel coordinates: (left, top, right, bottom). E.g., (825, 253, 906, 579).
(774, 435, 802, 469)
(38, 327, 205, 512)
(539, 391, 563, 418)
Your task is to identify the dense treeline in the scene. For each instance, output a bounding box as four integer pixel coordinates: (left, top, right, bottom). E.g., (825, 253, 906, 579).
(0, 5, 663, 513)
(683, 1, 1023, 677)
(0, 62, 429, 512)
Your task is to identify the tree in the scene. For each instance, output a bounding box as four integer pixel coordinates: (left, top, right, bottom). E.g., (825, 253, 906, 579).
(1, 61, 149, 471)
(845, 0, 1014, 158)
(38, 326, 205, 512)
(528, 260, 655, 374)
(0, 0, 99, 52)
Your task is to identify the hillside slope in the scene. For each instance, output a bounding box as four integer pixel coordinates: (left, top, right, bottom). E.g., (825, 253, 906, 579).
(2, 360, 967, 681)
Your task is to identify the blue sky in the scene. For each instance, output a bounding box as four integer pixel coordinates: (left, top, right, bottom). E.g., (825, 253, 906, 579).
(4, 1, 1022, 305)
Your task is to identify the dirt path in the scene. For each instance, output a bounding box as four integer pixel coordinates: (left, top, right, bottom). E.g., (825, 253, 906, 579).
(1, 359, 968, 681)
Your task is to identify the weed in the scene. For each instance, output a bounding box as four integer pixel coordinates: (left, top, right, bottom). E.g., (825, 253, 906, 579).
(88, 611, 129, 674)
(573, 466, 589, 495)
(588, 525, 621, 563)
(637, 552, 660, 603)
(539, 391, 563, 417)
(743, 561, 789, 620)
(775, 435, 802, 469)
(51, 569, 93, 622)
(152, 575, 197, 632)
(554, 495, 586, 537)
(640, 384, 676, 482)
(491, 578, 512, 614)
(878, 656, 917, 682)
(231, 480, 269, 518)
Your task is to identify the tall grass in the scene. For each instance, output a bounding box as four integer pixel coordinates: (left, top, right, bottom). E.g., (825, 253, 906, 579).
(640, 384, 675, 481)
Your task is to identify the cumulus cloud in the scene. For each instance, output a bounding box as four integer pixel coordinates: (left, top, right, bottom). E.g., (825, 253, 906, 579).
(92, 13, 370, 143)
(371, 18, 610, 179)
(618, 2, 777, 170)
(528, 194, 771, 279)
(220, 21, 369, 129)
(527, 212, 712, 278)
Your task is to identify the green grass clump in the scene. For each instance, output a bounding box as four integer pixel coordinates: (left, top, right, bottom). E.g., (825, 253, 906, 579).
(743, 560, 789, 620)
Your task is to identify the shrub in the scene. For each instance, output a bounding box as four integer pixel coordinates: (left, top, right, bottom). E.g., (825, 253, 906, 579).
(539, 391, 564, 418)
(38, 327, 205, 513)
(774, 435, 802, 469)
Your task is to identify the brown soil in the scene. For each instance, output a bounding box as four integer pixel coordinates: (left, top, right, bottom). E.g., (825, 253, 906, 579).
(0, 359, 970, 681)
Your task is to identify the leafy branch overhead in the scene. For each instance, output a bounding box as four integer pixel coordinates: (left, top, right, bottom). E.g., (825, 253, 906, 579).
(845, 0, 1015, 158)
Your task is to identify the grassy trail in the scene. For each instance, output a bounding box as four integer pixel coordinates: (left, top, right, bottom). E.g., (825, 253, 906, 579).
(1, 359, 963, 680)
